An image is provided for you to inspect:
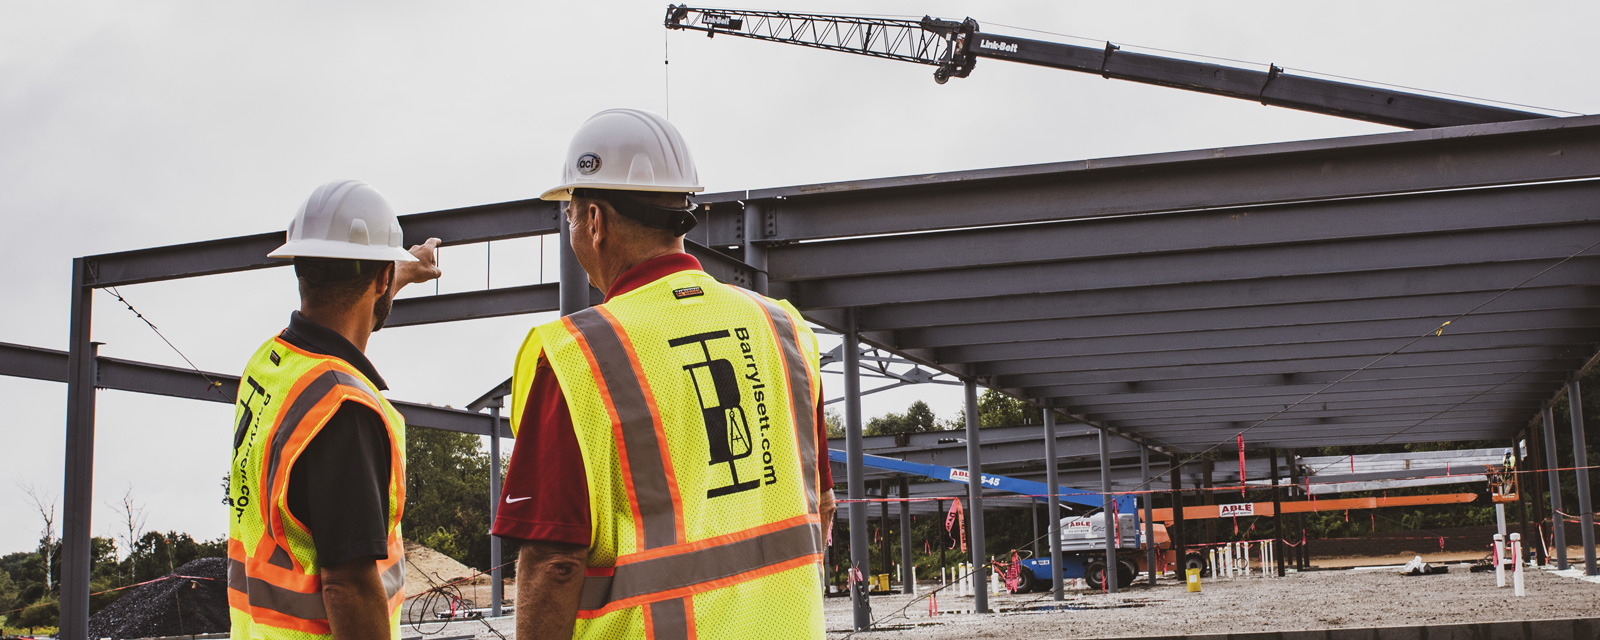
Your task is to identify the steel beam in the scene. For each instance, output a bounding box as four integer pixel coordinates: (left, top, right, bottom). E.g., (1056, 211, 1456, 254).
(770, 180, 1600, 282)
(899, 477, 913, 594)
(748, 115, 1600, 242)
(1544, 406, 1568, 569)
(1100, 429, 1117, 593)
(795, 225, 1599, 310)
(895, 289, 1600, 349)
(388, 283, 561, 328)
(843, 310, 871, 631)
(999, 347, 1584, 389)
(862, 265, 1597, 332)
(964, 379, 988, 612)
(488, 402, 504, 617)
(84, 199, 558, 288)
(59, 261, 94, 640)
(1569, 379, 1597, 575)
(1029, 371, 1570, 408)
(1141, 447, 1156, 586)
(940, 309, 1600, 365)
(1044, 409, 1064, 601)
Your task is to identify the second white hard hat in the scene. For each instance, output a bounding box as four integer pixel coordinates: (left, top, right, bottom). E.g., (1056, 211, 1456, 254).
(540, 108, 704, 201)
(268, 180, 419, 262)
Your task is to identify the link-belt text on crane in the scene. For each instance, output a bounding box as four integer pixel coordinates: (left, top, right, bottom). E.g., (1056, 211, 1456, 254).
(978, 39, 1018, 53)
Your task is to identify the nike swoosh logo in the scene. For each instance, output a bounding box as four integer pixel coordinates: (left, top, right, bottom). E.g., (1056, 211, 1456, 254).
(506, 496, 532, 504)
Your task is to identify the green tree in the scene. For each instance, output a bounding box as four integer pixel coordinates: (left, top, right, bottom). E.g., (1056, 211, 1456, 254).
(947, 389, 1039, 429)
(865, 400, 942, 436)
(0, 567, 17, 618)
(404, 428, 494, 570)
(125, 532, 224, 584)
(824, 408, 845, 439)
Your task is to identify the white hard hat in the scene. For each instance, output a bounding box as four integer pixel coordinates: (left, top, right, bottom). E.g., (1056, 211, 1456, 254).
(540, 108, 704, 201)
(268, 180, 418, 262)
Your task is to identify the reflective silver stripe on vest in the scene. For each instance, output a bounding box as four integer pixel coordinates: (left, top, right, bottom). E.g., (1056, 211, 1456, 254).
(567, 308, 680, 550)
(577, 519, 823, 611)
(744, 294, 820, 515)
(648, 598, 689, 640)
(228, 557, 326, 620)
(229, 557, 405, 620)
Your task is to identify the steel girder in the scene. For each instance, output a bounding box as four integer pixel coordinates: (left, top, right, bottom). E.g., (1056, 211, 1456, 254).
(0, 341, 510, 437)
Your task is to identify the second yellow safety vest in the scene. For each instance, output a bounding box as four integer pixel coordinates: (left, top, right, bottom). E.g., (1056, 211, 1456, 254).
(227, 337, 408, 640)
(512, 267, 826, 639)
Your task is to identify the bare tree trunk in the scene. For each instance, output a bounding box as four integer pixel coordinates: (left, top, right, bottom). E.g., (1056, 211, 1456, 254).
(110, 484, 149, 581)
(19, 482, 57, 593)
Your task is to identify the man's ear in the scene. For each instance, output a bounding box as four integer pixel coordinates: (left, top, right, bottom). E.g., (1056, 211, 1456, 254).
(587, 201, 609, 246)
(375, 262, 396, 298)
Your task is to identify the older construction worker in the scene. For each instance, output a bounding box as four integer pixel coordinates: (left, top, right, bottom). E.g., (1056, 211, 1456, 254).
(228, 179, 440, 640)
(493, 109, 836, 639)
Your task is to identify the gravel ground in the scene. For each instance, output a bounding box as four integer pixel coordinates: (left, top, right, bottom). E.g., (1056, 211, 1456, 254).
(822, 564, 1600, 639)
(410, 563, 1600, 640)
(87, 558, 229, 640)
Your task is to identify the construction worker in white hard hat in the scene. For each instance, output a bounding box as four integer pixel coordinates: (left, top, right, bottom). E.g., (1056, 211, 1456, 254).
(493, 108, 835, 640)
(227, 179, 441, 640)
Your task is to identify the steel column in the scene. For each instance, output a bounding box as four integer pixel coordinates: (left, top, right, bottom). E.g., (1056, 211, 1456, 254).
(899, 477, 913, 593)
(843, 310, 871, 630)
(558, 216, 590, 316)
(1099, 429, 1118, 593)
(1271, 447, 1286, 577)
(488, 402, 504, 617)
(963, 379, 988, 613)
(879, 483, 890, 581)
(1569, 380, 1596, 575)
(743, 202, 769, 295)
(59, 260, 95, 640)
(1141, 447, 1156, 586)
(1169, 454, 1186, 574)
(1516, 436, 1531, 567)
(1529, 424, 1549, 565)
(1544, 406, 1567, 569)
(1043, 409, 1065, 601)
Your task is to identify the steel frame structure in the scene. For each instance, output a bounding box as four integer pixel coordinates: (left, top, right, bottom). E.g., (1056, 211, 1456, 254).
(13, 113, 1600, 637)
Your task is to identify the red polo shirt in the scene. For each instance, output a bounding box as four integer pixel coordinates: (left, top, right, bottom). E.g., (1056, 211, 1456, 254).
(491, 253, 833, 546)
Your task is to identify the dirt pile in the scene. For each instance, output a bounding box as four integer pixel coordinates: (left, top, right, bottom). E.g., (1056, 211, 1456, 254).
(404, 541, 481, 596)
(87, 558, 229, 640)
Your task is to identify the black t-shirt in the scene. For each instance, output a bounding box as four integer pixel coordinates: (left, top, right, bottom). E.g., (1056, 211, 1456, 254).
(280, 311, 393, 567)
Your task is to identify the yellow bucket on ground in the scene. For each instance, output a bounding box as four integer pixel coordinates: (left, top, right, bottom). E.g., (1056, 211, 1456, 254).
(1186, 568, 1202, 593)
(871, 573, 891, 592)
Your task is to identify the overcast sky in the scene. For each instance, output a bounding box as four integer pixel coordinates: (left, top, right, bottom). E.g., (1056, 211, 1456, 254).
(1, 0, 1594, 556)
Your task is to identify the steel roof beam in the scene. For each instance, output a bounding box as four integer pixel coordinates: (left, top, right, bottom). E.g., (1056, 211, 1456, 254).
(770, 180, 1600, 282)
(1029, 371, 1570, 407)
(895, 288, 1600, 349)
(746, 115, 1600, 242)
(1061, 381, 1553, 414)
(975, 329, 1593, 377)
(861, 265, 1597, 331)
(792, 225, 1599, 309)
(941, 309, 1600, 365)
(997, 348, 1583, 388)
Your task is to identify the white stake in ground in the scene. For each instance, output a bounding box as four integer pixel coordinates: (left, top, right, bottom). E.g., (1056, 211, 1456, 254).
(1511, 533, 1525, 597)
(1494, 533, 1506, 588)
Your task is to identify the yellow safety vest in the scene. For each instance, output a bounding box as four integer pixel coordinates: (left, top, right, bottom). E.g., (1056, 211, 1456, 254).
(227, 336, 408, 640)
(511, 267, 826, 639)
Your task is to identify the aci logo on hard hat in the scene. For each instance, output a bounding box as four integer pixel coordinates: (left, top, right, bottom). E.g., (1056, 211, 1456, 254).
(576, 153, 601, 176)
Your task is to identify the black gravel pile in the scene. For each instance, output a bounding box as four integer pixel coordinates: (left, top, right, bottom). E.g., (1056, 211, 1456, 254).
(88, 557, 230, 640)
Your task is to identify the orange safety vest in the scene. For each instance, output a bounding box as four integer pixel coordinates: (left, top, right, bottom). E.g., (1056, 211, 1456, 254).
(512, 267, 826, 639)
(227, 336, 407, 640)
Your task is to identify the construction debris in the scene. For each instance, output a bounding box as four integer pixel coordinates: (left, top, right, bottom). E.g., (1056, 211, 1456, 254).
(87, 558, 229, 640)
(1400, 555, 1449, 576)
